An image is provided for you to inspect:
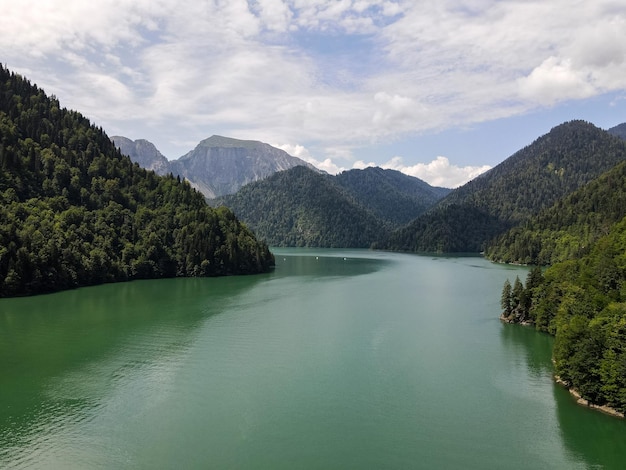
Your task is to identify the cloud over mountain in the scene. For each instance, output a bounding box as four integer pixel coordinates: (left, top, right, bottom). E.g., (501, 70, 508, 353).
(2, 0, 624, 188)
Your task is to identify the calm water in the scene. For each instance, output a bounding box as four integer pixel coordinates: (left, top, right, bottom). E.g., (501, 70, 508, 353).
(1, 249, 625, 469)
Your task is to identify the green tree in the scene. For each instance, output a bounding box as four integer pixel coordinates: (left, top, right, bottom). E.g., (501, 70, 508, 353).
(501, 279, 512, 317)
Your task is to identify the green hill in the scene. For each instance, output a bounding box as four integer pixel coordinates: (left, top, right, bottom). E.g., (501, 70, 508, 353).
(334, 167, 450, 227)
(213, 166, 386, 247)
(0, 65, 274, 297)
(608, 122, 626, 141)
(384, 121, 626, 253)
(212, 166, 448, 248)
(486, 160, 626, 265)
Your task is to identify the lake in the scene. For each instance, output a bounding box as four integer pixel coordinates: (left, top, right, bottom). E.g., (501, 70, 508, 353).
(1, 248, 625, 469)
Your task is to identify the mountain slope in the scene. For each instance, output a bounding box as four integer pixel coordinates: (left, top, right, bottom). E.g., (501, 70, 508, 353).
(171, 135, 317, 198)
(214, 166, 449, 248)
(112, 135, 317, 198)
(215, 166, 386, 247)
(385, 120, 626, 253)
(111, 136, 171, 175)
(608, 122, 626, 141)
(0, 65, 274, 297)
(486, 159, 626, 265)
(334, 167, 450, 227)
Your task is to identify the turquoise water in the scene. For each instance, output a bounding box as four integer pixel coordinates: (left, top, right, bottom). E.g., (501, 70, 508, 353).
(1, 249, 625, 468)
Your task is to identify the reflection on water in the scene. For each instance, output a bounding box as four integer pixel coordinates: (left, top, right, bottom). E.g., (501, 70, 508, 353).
(499, 322, 554, 377)
(554, 372, 626, 469)
(0, 275, 266, 467)
(501, 322, 626, 470)
(2, 250, 626, 469)
(270, 248, 392, 279)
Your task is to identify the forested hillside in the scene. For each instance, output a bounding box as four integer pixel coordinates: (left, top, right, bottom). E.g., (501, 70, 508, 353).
(609, 122, 626, 141)
(213, 166, 449, 248)
(486, 160, 626, 265)
(500, 217, 626, 414)
(384, 121, 626, 253)
(0, 65, 274, 297)
(335, 167, 450, 227)
(213, 166, 386, 247)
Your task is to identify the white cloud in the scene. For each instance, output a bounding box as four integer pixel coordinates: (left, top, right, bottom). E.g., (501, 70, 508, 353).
(276, 143, 350, 174)
(0, 0, 625, 161)
(254, 0, 293, 32)
(277, 142, 490, 188)
(518, 57, 597, 105)
(381, 156, 491, 188)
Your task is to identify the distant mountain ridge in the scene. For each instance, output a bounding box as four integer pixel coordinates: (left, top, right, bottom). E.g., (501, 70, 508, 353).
(608, 122, 626, 141)
(213, 166, 450, 248)
(383, 120, 626, 253)
(112, 135, 317, 198)
(111, 136, 170, 174)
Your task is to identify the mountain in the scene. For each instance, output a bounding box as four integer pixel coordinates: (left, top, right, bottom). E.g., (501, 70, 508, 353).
(334, 167, 450, 227)
(0, 65, 274, 297)
(608, 122, 626, 141)
(110, 136, 171, 175)
(213, 166, 385, 247)
(486, 159, 626, 265)
(113, 134, 317, 199)
(384, 120, 626, 253)
(213, 166, 449, 248)
(171, 135, 318, 198)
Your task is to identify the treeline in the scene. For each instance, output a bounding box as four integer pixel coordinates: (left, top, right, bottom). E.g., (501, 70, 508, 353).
(501, 218, 626, 414)
(384, 121, 626, 253)
(0, 65, 273, 297)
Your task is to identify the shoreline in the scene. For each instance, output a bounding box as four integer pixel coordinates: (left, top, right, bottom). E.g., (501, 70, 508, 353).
(554, 375, 624, 419)
(500, 316, 624, 419)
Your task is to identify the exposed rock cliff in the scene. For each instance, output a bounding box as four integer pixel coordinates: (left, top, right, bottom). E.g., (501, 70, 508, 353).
(171, 135, 318, 198)
(112, 135, 317, 198)
(111, 136, 171, 175)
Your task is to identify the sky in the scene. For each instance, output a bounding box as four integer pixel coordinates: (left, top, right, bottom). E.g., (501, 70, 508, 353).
(1, 0, 625, 188)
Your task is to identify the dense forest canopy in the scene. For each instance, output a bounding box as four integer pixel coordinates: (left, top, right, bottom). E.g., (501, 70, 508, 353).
(384, 121, 626, 253)
(0, 64, 273, 297)
(501, 216, 626, 414)
(494, 125, 626, 415)
(213, 166, 449, 248)
(486, 160, 626, 265)
(213, 166, 387, 248)
(334, 167, 450, 227)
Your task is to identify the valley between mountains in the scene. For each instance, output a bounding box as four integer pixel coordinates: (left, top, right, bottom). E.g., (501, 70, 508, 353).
(4, 64, 626, 418)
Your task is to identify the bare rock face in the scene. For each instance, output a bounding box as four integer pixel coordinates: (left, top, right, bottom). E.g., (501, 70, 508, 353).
(111, 136, 171, 176)
(112, 135, 317, 198)
(171, 136, 317, 198)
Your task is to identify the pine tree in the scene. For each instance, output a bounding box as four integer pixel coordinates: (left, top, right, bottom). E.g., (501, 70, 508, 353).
(512, 276, 524, 310)
(501, 279, 512, 317)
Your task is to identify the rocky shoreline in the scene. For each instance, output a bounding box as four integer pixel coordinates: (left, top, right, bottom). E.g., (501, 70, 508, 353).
(554, 375, 624, 419)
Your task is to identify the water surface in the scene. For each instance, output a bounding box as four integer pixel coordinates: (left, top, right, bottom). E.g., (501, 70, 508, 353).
(1, 249, 625, 468)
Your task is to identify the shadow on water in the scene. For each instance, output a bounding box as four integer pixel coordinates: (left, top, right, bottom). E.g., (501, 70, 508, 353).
(499, 323, 554, 377)
(501, 323, 626, 469)
(554, 376, 626, 469)
(270, 248, 393, 280)
(0, 274, 266, 459)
